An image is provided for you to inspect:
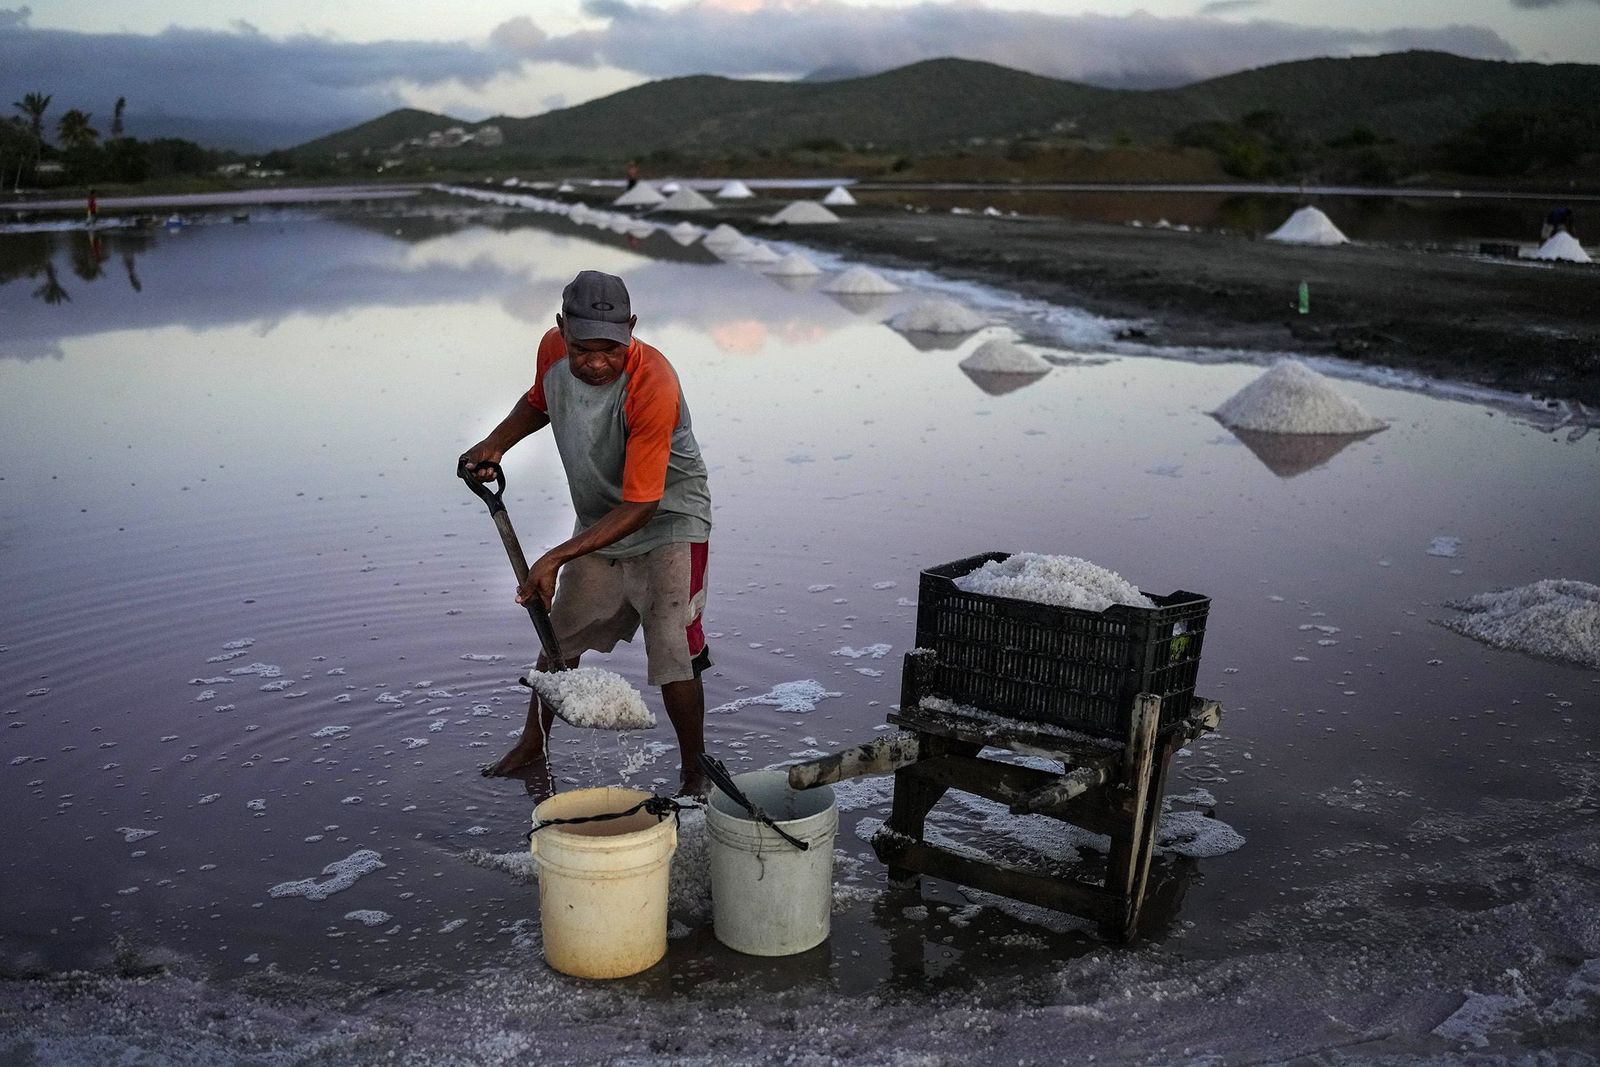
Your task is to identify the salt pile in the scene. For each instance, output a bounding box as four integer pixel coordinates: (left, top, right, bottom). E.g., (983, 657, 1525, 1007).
(737, 242, 782, 265)
(1441, 579, 1600, 669)
(766, 200, 840, 225)
(525, 666, 655, 730)
(890, 298, 986, 334)
(955, 553, 1156, 612)
(667, 221, 703, 245)
(959, 339, 1050, 374)
(660, 186, 713, 211)
(612, 182, 664, 207)
(1532, 233, 1592, 264)
(1214, 359, 1386, 435)
(820, 265, 902, 294)
(710, 235, 758, 259)
(556, 181, 576, 193)
(1266, 206, 1349, 246)
(764, 251, 822, 276)
(716, 180, 755, 199)
(701, 223, 744, 249)
(822, 185, 857, 207)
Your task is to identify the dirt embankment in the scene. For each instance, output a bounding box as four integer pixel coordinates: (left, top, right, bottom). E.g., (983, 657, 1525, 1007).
(700, 202, 1600, 408)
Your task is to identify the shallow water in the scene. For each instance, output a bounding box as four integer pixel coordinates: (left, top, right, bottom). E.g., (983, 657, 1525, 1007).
(2, 196, 1598, 1051)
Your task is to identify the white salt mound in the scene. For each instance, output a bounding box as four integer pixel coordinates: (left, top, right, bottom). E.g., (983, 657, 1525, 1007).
(959, 339, 1050, 374)
(716, 180, 755, 199)
(737, 242, 782, 264)
(1532, 232, 1592, 264)
(711, 235, 758, 259)
(955, 553, 1155, 612)
(613, 182, 664, 207)
(820, 265, 902, 294)
(822, 185, 857, 207)
(702, 223, 744, 248)
(668, 221, 703, 244)
(660, 186, 714, 211)
(890, 298, 986, 334)
(1442, 580, 1600, 669)
(765, 251, 822, 276)
(1266, 206, 1350, 246)
(1214, 359, 1386, 435)
(767, 200, 840, 225)
(525, 666, 655, 730)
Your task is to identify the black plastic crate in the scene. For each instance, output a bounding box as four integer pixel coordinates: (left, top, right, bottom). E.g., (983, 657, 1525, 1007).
(914, 552, 1210, 739)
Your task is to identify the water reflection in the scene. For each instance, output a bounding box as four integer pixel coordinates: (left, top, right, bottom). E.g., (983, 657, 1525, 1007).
(1224, 425, 1385, 478)
(961, 367, 1051, 396)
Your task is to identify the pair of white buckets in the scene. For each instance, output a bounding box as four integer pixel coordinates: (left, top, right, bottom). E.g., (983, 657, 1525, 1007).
(529, 772, 837, 979)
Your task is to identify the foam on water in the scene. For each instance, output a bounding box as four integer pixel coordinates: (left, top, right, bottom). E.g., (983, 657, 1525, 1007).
(711, 680, 842, 714)
(268, 849, 386, 901)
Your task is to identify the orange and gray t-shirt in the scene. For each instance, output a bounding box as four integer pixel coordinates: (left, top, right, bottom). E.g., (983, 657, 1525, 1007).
(525, 327, 711, 559)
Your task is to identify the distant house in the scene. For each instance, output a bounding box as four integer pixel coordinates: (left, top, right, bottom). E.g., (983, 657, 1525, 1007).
(35, 161, 64, 176)
(474, 125, 504, 148)
(215, 162, 248, 177)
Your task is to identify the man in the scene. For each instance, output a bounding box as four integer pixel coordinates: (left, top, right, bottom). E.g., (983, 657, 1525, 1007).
(460, 271, 713, 796)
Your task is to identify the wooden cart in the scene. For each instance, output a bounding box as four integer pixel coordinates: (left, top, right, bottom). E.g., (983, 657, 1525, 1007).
(788, 648, 1223, 942)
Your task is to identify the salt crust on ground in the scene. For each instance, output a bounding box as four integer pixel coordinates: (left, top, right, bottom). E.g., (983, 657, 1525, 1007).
(7, 757, 1598, 1064)
(1442, 579, 1600, 669)
(822, 185, 857, 206)
(1532, 232, 1592, 263)
(889, 298, 986, 334)
(955, 552, 1155, 611)
(659, 187, 713, 211)
(715, 180, 754, 199)
(820, 265, 902, 294)
(959, 339, 1051, 374)
(524, 667, 655, 730)
(611, 182, 663, 207)
(1266, 205, 1350, 245)
(711, 679, 842, 715)
(764, 251, 821, 276)
(766, 200, 840, 225)
(268, 849, 386, 901)
(1214, 359, 1387, 434)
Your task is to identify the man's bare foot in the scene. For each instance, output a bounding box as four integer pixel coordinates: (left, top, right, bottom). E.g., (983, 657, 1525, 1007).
(482, 739, 548, 778)
(676, 772, 709, 801)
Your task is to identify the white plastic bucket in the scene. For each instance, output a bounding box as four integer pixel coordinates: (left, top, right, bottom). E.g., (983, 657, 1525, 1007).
(530, 786, 677, 979)
(707, 770, 837, 956)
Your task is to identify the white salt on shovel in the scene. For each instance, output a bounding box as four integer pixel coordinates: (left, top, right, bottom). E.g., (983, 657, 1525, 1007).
(525, 666, 656, 730)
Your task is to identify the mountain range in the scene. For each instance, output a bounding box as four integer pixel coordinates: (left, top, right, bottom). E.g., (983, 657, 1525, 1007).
(293, 51, 1600, 160)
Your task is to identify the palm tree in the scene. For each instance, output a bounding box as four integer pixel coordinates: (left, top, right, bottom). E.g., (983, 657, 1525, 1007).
(57, 109, 99, 150)
(13, 92, 50, 140)
(111, 97, 126, 140)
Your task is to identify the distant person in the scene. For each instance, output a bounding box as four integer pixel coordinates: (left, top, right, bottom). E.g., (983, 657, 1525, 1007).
(85, 188, 97, 226)
(1541, 206, 1574, 242)
(459, 270, 714, 797)
(624, 160, 640, 190)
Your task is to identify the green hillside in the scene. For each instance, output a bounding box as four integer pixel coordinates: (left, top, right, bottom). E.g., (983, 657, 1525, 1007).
(294, 107, 469, 157)
(292, 52, 1600, 163)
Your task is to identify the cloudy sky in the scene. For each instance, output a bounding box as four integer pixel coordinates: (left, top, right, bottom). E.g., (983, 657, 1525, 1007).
(4, 0, 1598, 149)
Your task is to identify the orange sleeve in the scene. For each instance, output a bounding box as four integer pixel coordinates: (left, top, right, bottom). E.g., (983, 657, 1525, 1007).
(621, 344, 681, 503)
(523, 328, 566, 413)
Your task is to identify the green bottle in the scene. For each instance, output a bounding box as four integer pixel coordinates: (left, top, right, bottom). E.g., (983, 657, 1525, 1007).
(1297, 280, 1310, 315)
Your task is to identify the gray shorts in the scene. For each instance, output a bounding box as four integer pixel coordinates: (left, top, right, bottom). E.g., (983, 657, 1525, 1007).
(549, 541, 710, 686)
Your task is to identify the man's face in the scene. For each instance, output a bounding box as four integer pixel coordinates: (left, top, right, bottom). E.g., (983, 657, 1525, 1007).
(558, 314, 634, 386)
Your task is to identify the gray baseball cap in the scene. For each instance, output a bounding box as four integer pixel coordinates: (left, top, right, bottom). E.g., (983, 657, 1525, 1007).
(561, 270, 632, 345)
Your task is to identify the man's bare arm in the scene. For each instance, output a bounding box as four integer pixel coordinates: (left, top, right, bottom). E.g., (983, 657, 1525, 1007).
(518, 500, 659, 608)
(460, 397, 550, 474)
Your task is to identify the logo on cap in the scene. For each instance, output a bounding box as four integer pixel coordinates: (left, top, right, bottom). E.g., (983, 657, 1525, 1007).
(591, 301, 615, 311)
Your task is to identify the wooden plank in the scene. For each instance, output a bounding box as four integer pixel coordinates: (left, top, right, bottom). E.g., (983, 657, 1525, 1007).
(904, 755, 1124, 835)
(873, 834, 1120, 924)
(887, 704, 1123, 764)
(1114, 693, 1163, 940)
(1126, 731, 1179, 939)
(786, 732, 922, 790)
(1010, 755, 1120, 815)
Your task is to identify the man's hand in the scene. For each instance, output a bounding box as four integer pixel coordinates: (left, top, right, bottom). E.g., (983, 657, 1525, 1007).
(517, 551, 562, 610)
(459, 441, 503, 481)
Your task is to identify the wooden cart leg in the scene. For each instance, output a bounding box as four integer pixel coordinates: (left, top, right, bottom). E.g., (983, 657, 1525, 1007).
(1124, 730, 1179, 940)
(881, 732, 976, 885)
(1102, 693, 1162, 941)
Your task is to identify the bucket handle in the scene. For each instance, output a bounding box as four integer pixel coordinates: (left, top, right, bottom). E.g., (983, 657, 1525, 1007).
(529, 794, 696, 842)
(699, 754, 810, 851)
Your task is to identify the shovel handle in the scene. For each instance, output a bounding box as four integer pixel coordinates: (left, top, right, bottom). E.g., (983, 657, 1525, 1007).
(457, 457, 568, 668)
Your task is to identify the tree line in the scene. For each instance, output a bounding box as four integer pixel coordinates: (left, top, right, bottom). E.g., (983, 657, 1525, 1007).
(3, 91, 234, 190)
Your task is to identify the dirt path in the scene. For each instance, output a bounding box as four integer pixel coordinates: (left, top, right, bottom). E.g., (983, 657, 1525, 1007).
(711, 204, 1600, 407)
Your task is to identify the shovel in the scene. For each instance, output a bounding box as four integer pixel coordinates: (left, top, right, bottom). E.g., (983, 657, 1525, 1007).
(457, 458, 572, 698)
(700, 754, 809, 851)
